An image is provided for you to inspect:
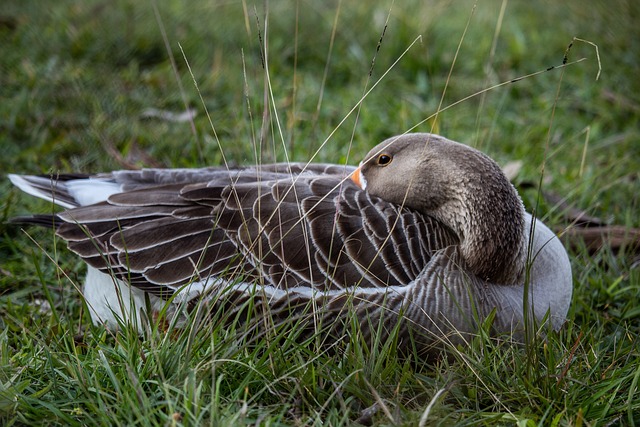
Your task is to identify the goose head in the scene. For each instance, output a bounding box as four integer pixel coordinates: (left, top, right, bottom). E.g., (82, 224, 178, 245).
(352, 133, 527, 285)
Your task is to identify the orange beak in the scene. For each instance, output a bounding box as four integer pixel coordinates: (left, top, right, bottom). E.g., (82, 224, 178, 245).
(351, 167, 363, 188)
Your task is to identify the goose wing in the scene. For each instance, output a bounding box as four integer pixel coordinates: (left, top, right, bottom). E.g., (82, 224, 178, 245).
(51, 166, 459, 299)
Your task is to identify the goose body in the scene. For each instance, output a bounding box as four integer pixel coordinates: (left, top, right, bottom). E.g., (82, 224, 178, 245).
(9, 133, 572, 352)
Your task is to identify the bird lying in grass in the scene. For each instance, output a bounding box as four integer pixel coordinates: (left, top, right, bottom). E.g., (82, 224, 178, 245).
(9, 133, 572, 354)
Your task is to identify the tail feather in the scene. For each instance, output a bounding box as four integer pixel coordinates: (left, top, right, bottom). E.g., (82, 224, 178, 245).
(9, 214, 63, 228)
(9, 173, 123, 208)
(8, 174, 83, 209)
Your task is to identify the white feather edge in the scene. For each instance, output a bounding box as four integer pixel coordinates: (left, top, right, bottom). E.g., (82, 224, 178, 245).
(82, 265, 415, 330)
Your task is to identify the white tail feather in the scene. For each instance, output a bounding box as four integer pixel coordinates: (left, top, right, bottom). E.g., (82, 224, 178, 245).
(8, 173, 123, 208)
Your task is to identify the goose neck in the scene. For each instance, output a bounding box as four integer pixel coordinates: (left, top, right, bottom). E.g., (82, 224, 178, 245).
(440, 187, 527, 285)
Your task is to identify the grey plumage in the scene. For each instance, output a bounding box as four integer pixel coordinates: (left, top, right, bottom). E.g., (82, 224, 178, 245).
(8, 133, 573, 354)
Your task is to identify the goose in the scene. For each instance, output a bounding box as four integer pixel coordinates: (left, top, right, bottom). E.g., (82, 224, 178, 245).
(8, 133, 572, 352)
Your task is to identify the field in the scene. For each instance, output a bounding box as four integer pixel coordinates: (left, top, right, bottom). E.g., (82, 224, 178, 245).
(1, 0, 639, 425)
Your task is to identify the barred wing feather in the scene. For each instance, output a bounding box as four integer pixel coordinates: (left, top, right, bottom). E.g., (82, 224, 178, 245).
(54, 169, 458, 305)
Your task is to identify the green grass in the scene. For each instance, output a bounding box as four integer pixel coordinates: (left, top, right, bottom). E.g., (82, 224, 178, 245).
(1, 0, 639, 425)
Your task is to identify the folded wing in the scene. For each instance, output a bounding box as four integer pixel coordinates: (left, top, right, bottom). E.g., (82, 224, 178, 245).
(31, 166, 459, 300)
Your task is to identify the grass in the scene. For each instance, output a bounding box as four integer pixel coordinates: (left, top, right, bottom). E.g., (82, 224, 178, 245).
(1, 0, 639, 425)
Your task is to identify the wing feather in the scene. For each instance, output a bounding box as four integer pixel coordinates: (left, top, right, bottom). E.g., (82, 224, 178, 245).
(48, 167, 458, 303)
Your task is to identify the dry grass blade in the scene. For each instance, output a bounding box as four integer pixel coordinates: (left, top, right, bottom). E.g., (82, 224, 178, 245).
(418, 387, 447, 427)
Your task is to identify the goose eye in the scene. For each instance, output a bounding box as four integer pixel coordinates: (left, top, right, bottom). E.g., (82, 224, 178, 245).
(377, 154, 392, 166)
